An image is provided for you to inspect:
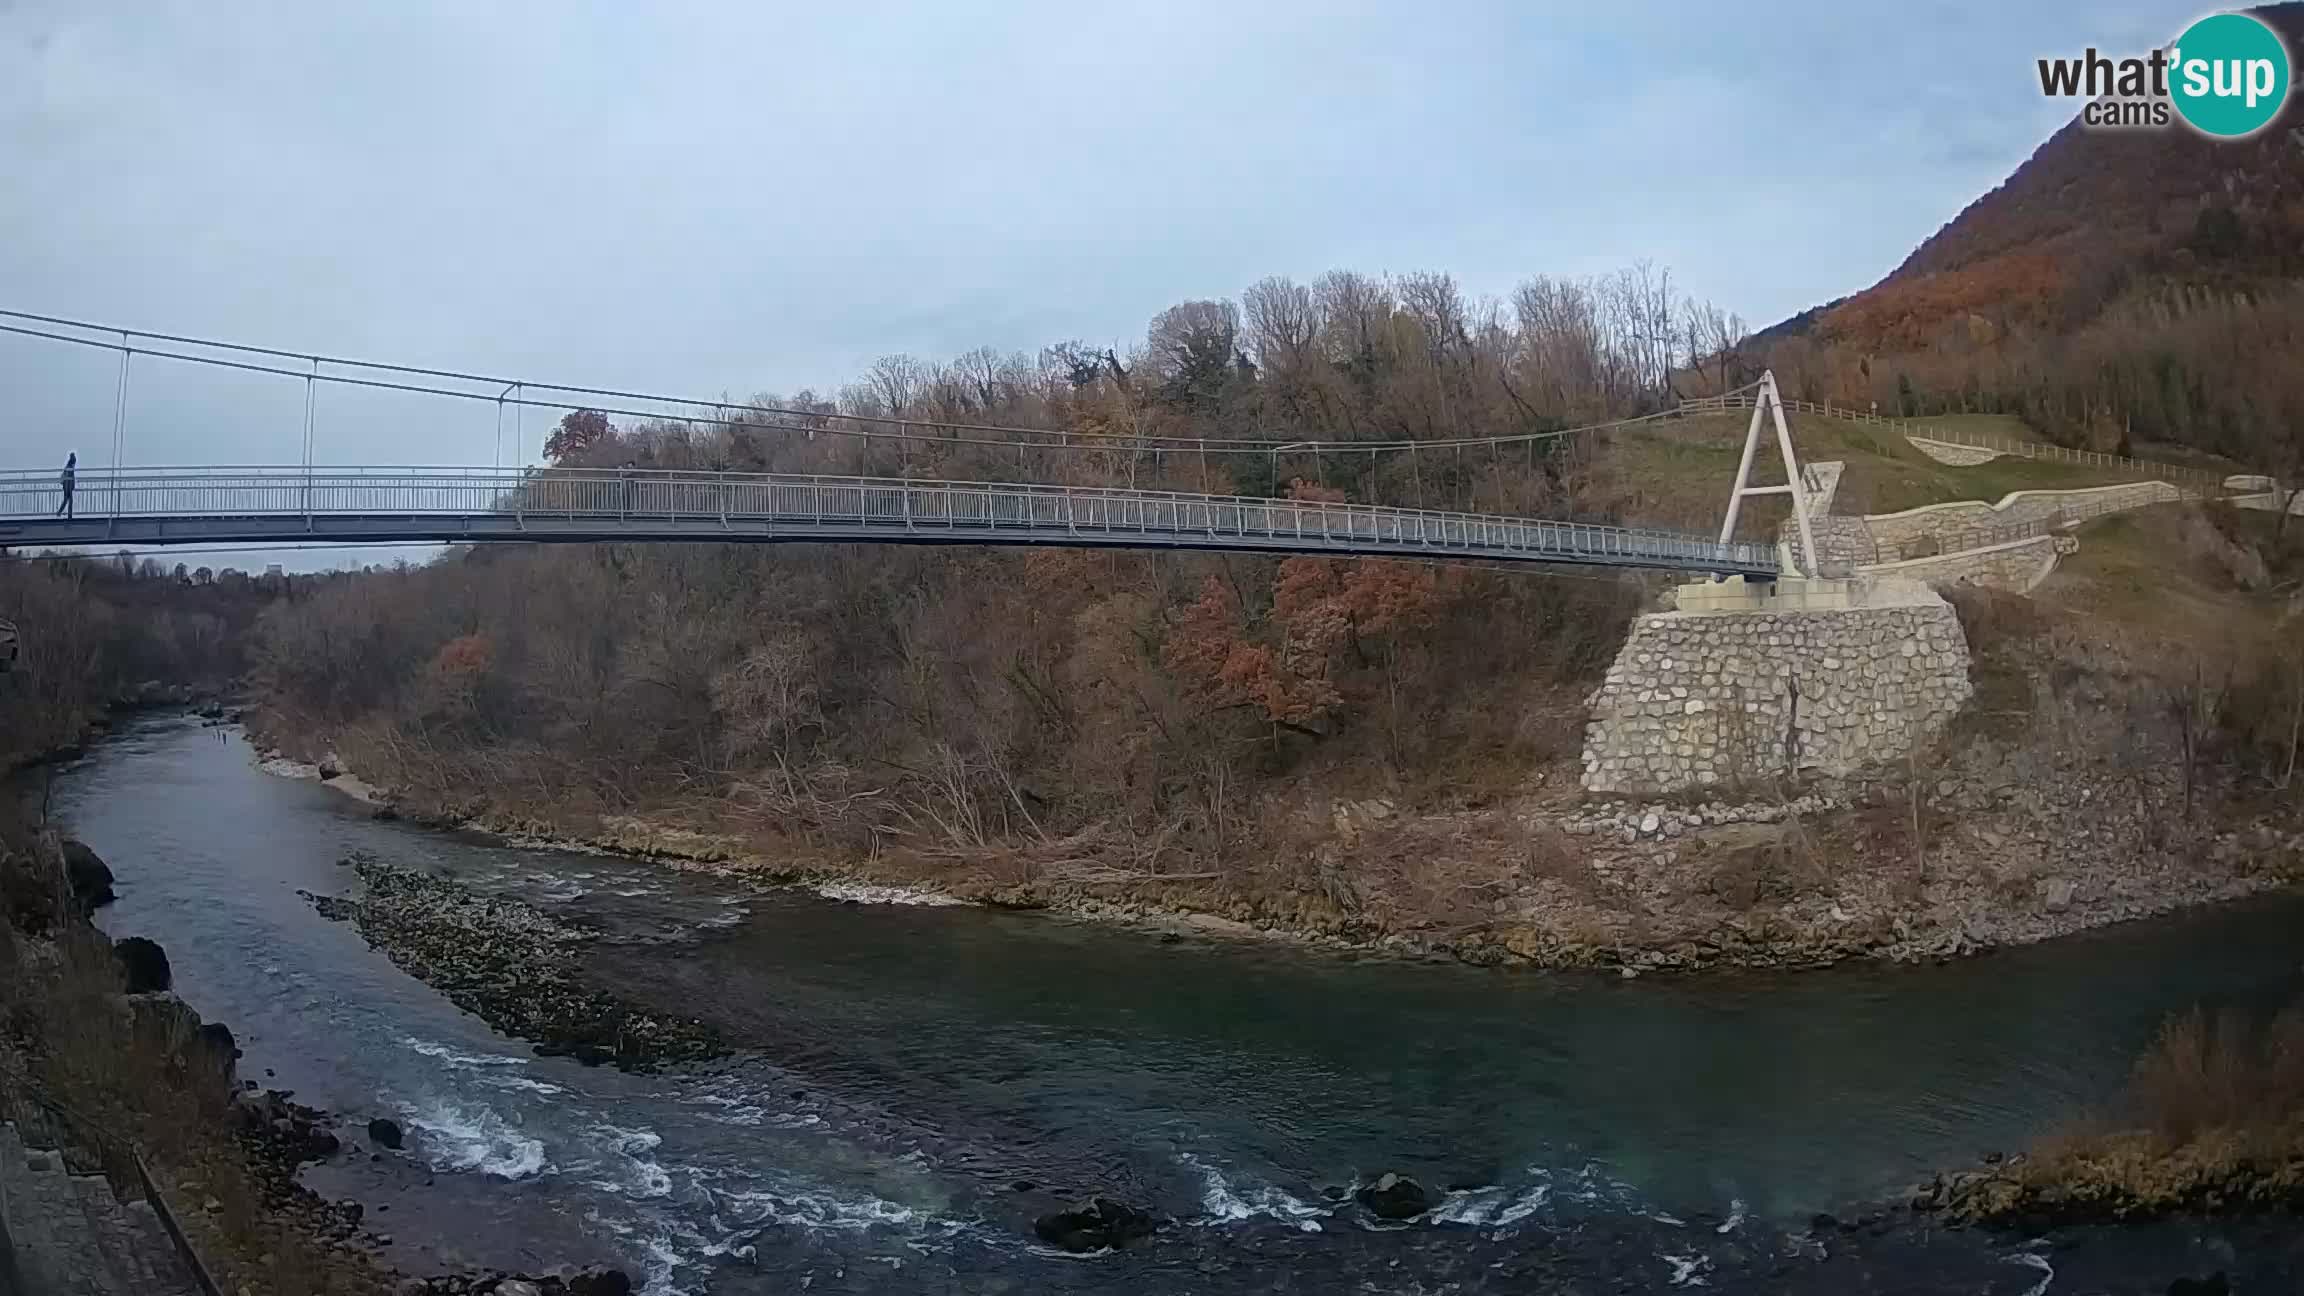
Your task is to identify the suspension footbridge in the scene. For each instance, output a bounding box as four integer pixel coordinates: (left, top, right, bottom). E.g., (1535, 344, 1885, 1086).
(0, 467, 1779, 575)
(0, 311, 1794, 578)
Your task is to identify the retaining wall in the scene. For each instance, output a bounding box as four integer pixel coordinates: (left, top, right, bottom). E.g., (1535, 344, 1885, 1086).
(1581, 579, 1972, 795)
(1855, 534, 2067, 595)
(1864, 482, 2180, 552)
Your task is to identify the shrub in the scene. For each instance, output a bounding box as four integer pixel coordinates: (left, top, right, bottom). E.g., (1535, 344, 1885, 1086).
(2124, 1000, 2304, 1145)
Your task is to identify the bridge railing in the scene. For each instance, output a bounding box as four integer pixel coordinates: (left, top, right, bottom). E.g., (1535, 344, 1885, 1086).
(0, 466, 1778, 573)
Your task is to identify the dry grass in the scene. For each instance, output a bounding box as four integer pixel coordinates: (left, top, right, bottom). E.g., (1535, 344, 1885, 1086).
(2039, 510, 2247, 633)
(2124, 1002, 2304, 1145)
(1996, 998, 2304, 1221)
(1586, 409, 2140, 539)
(1522, 821, 1598, 898)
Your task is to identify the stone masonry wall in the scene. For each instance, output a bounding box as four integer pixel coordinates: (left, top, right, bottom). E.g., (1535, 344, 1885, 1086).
(1787, 515, 1876, 574)
(1864, 482, 2179, 552)
(1581, 589, 1972, 795)
(1856, 534, 2068, 594)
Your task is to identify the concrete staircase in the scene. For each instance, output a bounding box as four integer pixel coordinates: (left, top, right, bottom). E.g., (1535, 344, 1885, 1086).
(1, 1115, 202, 1295)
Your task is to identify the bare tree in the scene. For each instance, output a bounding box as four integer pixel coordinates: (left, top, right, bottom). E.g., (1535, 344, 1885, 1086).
(1241, 276, 1321, 373)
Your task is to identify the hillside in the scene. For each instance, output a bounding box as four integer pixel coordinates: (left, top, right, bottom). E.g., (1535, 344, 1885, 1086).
(1591, 409, 2138, 535)
(1756, 3, 2304, 476)
(1816, 2, 2304, 352)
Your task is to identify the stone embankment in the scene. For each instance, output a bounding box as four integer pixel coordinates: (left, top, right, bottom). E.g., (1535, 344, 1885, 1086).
(1855, 533, 2073, 595)
(1561, 792, 1841, 841)
(0, 1115, 202, 1296)
(1581, 578, 1971, 796)
(1863, 481, 2181, 555)
(304, 857, 722, 1070)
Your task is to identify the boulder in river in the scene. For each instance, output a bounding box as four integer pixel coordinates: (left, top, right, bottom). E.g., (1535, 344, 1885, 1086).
(565, 1267, 634, 1296)
(62, 839, 115, 911)
(1032, 1197, 1157, 1252)
(367, 1117, 405, 1150)
(195, 1020, 239, 1059)
(1355, 1172, 1433, 1220)
(113, 935, 172, 993)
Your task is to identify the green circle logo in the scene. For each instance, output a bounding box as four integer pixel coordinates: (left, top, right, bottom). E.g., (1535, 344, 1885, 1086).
(2169, 12, 2291, 138)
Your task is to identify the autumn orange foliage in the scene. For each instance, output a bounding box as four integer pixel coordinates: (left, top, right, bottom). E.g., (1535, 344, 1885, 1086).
(1162, 557, 1465, 730)
(1820, 252, 2063, 351)
(432, 633, 493, 679)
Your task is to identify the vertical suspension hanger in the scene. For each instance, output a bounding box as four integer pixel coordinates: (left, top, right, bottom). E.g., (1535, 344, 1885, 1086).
(496, 383, 517, 470)
(302, 356, 318, 521)
(111, 332, 131, 516)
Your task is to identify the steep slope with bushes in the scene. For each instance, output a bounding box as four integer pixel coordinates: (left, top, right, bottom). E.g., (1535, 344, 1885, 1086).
(1754, 3, 2304, 480)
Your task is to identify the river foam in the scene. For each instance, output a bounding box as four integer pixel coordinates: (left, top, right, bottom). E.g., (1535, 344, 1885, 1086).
(1430, 1178, 1552, 1227)
(812, 881, 970, 907)
(1181, 1153, 1329, 1232)
(575, 1123, 673, 1199)
(401, 1098, 550, 1180)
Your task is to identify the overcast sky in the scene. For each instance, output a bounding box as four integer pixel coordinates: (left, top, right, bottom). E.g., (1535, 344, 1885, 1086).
(0, 0, 2193, 564)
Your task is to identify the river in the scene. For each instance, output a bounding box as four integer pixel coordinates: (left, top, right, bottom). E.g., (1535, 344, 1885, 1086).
(53, 715, 2304, 1293)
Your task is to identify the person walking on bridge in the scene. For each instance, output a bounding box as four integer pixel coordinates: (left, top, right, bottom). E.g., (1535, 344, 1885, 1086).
(55, 452, 76, 518)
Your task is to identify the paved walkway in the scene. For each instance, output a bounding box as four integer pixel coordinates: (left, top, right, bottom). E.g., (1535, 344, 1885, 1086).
(1, 1117, 200, 1295)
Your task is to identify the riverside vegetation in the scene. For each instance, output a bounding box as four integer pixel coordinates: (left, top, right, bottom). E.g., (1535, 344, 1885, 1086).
(1918, 996, 2304, 1229)
(241, 270, 2304, 977)
(230, 256, 2304, 1239)
(20, 68, 2304, 1256)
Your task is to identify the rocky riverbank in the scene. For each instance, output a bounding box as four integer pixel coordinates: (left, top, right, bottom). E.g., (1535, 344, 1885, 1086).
(1913, 1145, 2304, 1231)
(1, 822, 642, 1296)
(360, 777, 2303, 976)
(247, 717, 2303, 978)
(303, 857, 723, 1070)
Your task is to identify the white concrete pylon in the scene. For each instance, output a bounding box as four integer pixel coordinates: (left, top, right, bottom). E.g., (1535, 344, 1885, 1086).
(1716, 370, 1820, 577)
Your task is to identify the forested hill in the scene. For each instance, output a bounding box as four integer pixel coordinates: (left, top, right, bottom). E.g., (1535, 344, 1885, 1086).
(1752, 2, 2304, 476)
(1820, 2, 2304, 352)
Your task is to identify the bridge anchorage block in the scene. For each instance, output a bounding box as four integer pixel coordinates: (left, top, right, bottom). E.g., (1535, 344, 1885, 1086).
(1673, 574, 1926, 615)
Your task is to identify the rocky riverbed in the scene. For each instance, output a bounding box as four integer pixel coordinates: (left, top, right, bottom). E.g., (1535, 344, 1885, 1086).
(303, 857, 722, 1071)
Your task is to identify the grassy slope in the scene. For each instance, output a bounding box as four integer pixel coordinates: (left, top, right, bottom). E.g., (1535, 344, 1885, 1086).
(2036, 505, 2295, 640)
(1591, 410, 2142, 539)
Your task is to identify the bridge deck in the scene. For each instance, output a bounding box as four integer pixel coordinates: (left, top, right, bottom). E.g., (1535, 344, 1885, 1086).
(0, 467, 1779, 576)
